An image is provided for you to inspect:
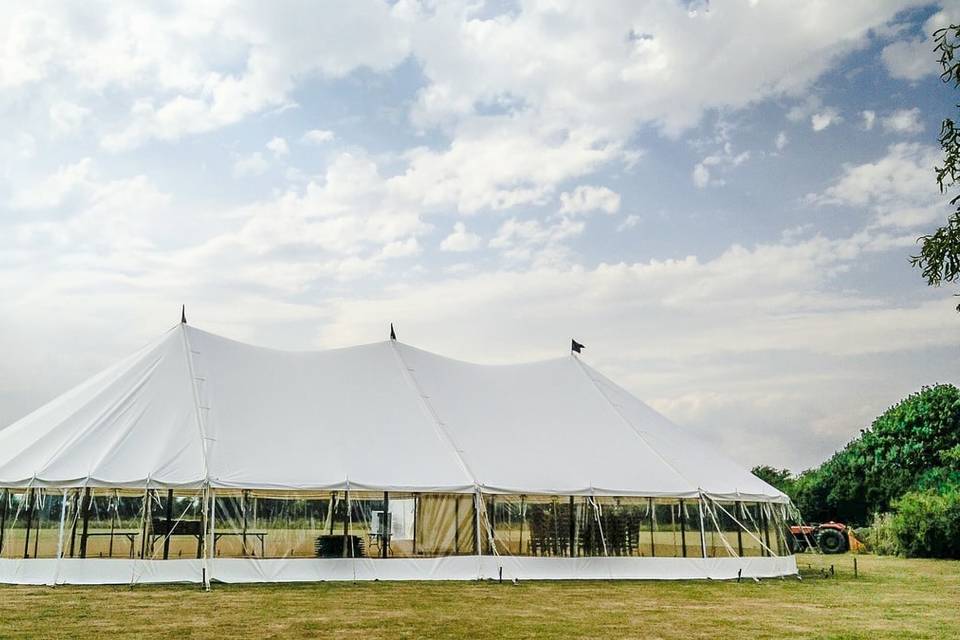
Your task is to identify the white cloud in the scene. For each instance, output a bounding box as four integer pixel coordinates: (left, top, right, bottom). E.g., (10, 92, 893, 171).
(9, 158, 95, 209)
(48, 101, 91, 135)
(881, 38, 935, 81)
(440, 222, 482, 252)
(692, 142, 748, 188)
(881, 107, 923, 135)
(232, 152, 269, 178)
(489, 216, 584, 266)
(302, 129, 336, 144)
(389, 118, 624, 214)
(558, 185, 620, 215)
(692, 163, 712, 189)
(266, 136, 289, 157)
(774, 131, 789, 151)
(617, 214, 641, 232)
(408, 2, 913, 137)
(811, 107, 841, 131)
(814, 142, 943, 228)
(861, 110, 876, 130)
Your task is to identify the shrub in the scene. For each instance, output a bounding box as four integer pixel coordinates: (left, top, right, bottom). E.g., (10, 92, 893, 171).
(890, 488, 960, 559)
(856, 512, 899, 555)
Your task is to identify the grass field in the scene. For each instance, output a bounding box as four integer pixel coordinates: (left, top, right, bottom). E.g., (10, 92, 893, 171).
(0, 554, 957, 639)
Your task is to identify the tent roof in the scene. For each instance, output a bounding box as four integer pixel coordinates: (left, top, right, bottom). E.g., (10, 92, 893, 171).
(0, 324, 786, 502)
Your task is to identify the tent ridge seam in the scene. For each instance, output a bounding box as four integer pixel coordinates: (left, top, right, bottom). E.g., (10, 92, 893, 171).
(180, 325, 211, 482)
(388, 342, 479, 489)
(570, 356, 699, 493)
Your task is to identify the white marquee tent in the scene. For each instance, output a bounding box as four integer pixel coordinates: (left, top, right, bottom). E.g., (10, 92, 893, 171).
(0, 322, 796, 585)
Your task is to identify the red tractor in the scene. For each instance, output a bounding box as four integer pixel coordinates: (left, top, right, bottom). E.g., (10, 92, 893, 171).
(788, 521, 849, 554)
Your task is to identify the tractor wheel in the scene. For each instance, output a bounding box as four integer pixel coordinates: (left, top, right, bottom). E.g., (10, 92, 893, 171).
(816, 528, 847, 554)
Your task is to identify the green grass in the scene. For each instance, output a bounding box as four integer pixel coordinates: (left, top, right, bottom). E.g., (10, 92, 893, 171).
(0, 554, 957, 639)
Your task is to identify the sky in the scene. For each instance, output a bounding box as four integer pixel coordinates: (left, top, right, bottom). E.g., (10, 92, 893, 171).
(1, 0, 958, 473)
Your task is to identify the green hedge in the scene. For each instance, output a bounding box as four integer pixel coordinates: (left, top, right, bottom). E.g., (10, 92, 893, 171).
(890, 489, 960, 559)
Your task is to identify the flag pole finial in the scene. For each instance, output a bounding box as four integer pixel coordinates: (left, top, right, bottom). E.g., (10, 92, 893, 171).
(181, 305, 187, 324)
(571, 339, 584, 354)
(390, 323, 396, 341)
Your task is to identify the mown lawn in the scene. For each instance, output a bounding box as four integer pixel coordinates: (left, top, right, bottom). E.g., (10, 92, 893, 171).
(0, 554, 957, 639)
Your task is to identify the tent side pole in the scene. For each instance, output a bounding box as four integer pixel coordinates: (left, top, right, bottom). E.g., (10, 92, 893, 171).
(138, 487, 149, 559)
(209, 487, 216, 572)
(342, 489, 350, 558)
(761, 502, 772, 557)
(518, 496, 525, 556)
(455, 495, 461, 553)
(412, 493, 418, 556)
(568, 496, 575, 557)
(648, 498, 655, 557)
(163, 489, 174, 560)
(22, 489, 35, 559)
(697, 495, 707, 559)
(201, 485, 210, 589)
(472, 491, 480, 557)
(381, 491, 389, 559)
(79, 487, 92, 559)
(241, 490, 248, 557)
(679, 498, 687, 558)
(108, 491, 118, 558)
(735, 501, 744, 557)
(0, 488, 7, 556)
(55, 489, 68, 559)
(68, 491, 79, 557)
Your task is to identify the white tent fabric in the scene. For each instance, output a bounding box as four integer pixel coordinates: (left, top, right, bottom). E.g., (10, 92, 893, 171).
(0, 324, 785, 503)
(0, 324, 786, 502)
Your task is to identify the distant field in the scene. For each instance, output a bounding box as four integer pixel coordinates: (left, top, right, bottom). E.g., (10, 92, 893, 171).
(0, 554, 957, 639)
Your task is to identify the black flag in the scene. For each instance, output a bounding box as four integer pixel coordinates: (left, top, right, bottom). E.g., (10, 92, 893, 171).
(571, 339, 585, 353)
(181, 305, 187, 324)
(390, 323, 397, 341)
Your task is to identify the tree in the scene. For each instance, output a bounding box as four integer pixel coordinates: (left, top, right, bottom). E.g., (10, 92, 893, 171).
(791, 384, 960, 525)
(912, 24, 960, 310)
(751, 465, 795, 496)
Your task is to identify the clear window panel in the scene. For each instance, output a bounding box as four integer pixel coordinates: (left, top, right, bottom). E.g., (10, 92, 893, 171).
(64, 489, 152, 560)
(214, 490, 334, 559)
(0, 489, 65, 559)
